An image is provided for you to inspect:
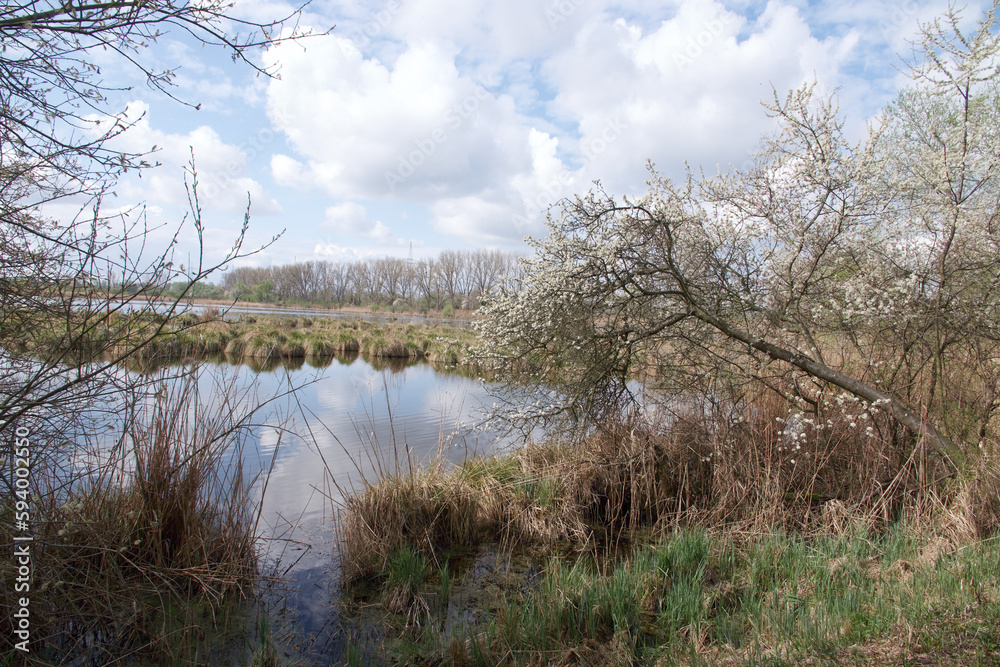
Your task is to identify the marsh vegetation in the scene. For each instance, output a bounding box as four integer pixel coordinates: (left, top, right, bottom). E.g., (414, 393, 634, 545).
(4, 0, 1000, 664)
(335, 388, 1000, 665)
(331, 6, 1000, 665)
(4, 310, 482, 369)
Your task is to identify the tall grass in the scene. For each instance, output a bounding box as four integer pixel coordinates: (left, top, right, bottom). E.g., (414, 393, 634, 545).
(4, 310, 483, 370)
(89, 316, 481, 368)
(0, 370, 266, 661)
(338, 468, 481, 583)
(460, 526, 1000, 665)
(335, 385, 1000, 664)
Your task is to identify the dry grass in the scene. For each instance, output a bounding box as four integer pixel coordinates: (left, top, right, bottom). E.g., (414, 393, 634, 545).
(337, 386, 1000, 586)
(0, 373, 263, 661)
(330, 359, 1000, 665)
(338, 468, 481, 582)
(125, 316, 478, 367)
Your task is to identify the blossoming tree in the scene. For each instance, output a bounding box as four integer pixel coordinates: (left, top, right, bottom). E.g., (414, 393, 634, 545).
(481, 3, 1000, 471)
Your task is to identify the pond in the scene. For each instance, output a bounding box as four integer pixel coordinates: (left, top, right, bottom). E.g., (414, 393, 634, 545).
(93, 297, 476, 327)
(181, 353, 517, 661)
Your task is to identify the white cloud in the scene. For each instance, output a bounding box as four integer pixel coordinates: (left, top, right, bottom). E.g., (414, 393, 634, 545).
(541, 0, 863, 192)
(258, 1, 907, 249)
(271, 154, 312, 189)
(93, 101, 282, 216)
(66, 0, 971, 264)
(322, 201, 402, 245)
(387, 0, 592, 61)
(431, 196, 528, 245)
(264, 37, 530, 202)
(312, 242, 365, 262)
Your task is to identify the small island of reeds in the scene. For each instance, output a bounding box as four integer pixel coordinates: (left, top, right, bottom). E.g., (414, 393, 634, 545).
(10, 307, 483, 369)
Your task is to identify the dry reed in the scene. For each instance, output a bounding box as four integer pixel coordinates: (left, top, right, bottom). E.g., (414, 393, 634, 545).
(337, 386, 1000, 584)
(0, 371, 263, 661)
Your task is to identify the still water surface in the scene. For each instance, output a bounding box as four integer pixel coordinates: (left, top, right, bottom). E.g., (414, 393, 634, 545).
(187, 353, 514, 659)
(100, 297, 475, 327)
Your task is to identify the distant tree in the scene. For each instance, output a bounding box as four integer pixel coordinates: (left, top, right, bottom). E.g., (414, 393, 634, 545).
(377, 257, 406, 304)
(437, 250, 465, 308)
(251, 279, 276, 303)
(349, 261, 373, 305)
(214, 250, 521, 311)
(414, 258, 439, 311)
(469, 248, 511, 304)
(326, 261, 353, 305)
(230, 280, 252, 301)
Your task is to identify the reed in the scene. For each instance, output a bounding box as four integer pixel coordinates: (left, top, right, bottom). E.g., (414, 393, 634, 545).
(335, 387, 1000, 664)
(0, 371, 265, 661)
(129, 316, 476, 367)
(2, 310, 480, 370)
(338, 468, 481, 583)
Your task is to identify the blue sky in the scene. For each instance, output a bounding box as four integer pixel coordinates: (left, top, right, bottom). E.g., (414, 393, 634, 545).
(77, 0, 990, 271)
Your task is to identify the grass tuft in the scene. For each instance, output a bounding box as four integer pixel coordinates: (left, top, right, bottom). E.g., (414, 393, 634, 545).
(335, 388, 1000, 665)
(0, 372, 264, 661)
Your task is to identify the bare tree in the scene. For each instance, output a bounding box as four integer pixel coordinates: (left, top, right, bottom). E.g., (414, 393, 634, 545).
(216, 250, 522, 310)
(326, 261, 353, 305)
(349, 260, 374, 305)
(437, 249, 465, 309)
(468, 248, 515, 304)
(414, 257, 439, 311)
(0, 0, 312, 476)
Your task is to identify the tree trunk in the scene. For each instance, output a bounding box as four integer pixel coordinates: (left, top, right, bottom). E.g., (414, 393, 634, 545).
(690, 305, 958, 474)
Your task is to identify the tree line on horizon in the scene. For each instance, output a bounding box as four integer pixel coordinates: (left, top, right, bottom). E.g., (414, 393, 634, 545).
(196, 248, 524, 312)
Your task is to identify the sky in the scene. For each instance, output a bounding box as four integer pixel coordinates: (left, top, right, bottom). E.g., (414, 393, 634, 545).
(81, 0, 991, 271)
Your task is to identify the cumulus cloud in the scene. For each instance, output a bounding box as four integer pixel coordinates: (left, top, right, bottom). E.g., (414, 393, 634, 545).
(386, 0, 593, 61)
(431, 196, 526, 245)
(70, 0, 956, 264)
(322, 201, 402, 245)
(541, 1, 862, 192)
(264, 37, 530, 202)
(312, 242, 366, 262)
(94, 101, 282, 216)
(260, 0, 883, 248)
(271, 154, 312, 189)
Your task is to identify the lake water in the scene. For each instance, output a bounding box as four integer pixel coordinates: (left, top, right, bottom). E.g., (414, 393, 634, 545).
(96, 297, 476, 328)
(179, 354, 516, 660)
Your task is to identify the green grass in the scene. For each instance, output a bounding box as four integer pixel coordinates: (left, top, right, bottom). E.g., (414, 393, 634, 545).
(344, 526, 1000, 666)
(335, 395, 1000, 665)
(386, 545, 430, 594)
(459, 455, 523, 488)
(2, 308, 482, 370)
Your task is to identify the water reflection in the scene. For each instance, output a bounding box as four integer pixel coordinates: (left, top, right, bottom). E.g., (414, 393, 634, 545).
(175, 353, 512, 661)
